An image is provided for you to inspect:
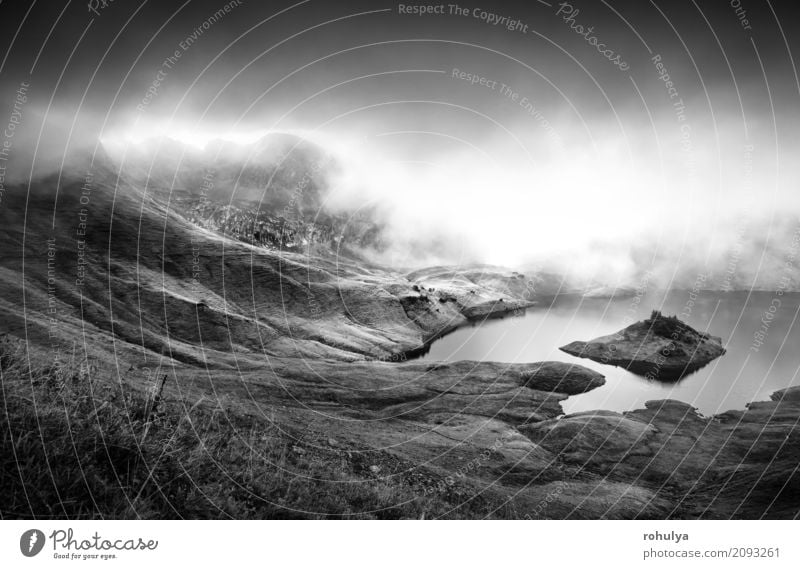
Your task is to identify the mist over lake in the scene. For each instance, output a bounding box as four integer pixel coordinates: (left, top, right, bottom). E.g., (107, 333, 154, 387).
(418, 291, 800, 415)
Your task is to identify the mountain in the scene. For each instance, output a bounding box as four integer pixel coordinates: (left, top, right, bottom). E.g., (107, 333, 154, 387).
(0, 143, 537, 368)
(108, 134, 382, 255)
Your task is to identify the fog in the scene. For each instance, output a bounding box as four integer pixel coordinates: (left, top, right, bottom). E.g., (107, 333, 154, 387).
(319, 111, 800, 290)
(3, 0, 799, 290)
(5, 95, 799, 293)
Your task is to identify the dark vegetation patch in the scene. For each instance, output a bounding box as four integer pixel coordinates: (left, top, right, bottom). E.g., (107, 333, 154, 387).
(0, 335, 508, 519)
(642, 310, 709, 341)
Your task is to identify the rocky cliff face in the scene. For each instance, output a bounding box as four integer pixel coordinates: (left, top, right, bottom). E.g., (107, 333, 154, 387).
(117, 134, 384, 254)
(172, 195, 380, 252)
(560, 310, 727, 381)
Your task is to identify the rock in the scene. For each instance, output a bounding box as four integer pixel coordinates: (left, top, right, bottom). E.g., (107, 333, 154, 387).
(560, 310, 726, 381)
(327, 438, 338, 446)
(268, 359, 599, 425)
(521, 411, 658, 464)
(461, 299, 531, 320)
(642, 398, 702, 416)
(517, 361, 605, 394)
(369, 465, 381, 474)
(770, 386, 800, 403)
(518, 388, 800, 517)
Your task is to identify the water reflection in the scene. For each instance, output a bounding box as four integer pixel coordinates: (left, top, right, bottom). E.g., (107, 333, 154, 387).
(415, 291, 800, 415)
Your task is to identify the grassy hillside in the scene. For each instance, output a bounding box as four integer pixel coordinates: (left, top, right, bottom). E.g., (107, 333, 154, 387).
(0, 336, 508, 519)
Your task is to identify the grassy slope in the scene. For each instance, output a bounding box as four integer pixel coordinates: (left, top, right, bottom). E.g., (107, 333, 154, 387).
(0, 336, 516, 519)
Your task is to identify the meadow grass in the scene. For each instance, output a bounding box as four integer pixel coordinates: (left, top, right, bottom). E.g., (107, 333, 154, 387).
(0, 335, 505, 519)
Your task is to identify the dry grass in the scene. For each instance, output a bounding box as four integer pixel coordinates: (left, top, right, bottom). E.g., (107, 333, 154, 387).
(0, 335, 510, 519)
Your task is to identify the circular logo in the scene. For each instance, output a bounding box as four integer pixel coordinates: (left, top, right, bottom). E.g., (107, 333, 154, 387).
(20, 529, 45, 557)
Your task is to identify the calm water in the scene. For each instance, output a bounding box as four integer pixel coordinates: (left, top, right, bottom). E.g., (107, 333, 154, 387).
(417, 291, 800, 415)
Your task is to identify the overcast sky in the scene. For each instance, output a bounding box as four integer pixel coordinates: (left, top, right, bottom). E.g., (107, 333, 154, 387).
(1, 1, 797, 151)
(2, 0, 799, 278)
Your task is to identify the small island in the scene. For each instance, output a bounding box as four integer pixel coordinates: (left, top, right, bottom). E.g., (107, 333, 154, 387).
(559, 310, 726, 381)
